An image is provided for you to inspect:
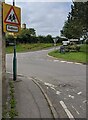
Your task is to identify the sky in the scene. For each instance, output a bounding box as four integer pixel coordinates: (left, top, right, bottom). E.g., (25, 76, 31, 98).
(5, 0, 72, 37)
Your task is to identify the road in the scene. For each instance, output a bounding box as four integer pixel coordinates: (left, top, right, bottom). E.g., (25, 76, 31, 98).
(6, 48, 86, 119)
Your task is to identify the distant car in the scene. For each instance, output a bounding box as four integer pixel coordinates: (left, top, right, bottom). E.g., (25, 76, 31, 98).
(62, 41, 70, 46)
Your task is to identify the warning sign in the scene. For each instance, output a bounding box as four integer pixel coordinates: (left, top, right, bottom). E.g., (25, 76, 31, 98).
(4, 6, 20, 25)
(3, 3, 21, 33)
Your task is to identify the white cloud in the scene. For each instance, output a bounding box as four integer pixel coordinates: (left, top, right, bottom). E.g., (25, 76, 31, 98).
(5, 1, 72, 37)
(6, 0, 72, 2)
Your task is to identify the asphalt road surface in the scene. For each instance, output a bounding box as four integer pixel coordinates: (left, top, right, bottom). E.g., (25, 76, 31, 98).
(6, 48, 86, 119)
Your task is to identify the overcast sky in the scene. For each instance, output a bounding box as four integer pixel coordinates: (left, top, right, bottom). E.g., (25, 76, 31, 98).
(6, 1, 72, 37)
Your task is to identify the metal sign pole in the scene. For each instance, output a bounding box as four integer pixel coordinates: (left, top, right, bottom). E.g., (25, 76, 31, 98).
(13, 0, 17, 81)
(3, 1, 21, 81)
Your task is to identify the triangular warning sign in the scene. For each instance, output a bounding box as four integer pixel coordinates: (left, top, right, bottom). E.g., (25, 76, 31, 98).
(4, 6, 20, 25)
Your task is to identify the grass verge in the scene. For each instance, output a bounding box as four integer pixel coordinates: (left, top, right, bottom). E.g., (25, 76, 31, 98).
(6, 43, 55, 53)
(2, 80, 18, 119)
(48, 44, 87, 64)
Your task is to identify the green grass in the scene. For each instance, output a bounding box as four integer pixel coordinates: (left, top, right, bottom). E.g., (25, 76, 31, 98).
(6, 43, 55, 53)
(48, 44, 87, 64)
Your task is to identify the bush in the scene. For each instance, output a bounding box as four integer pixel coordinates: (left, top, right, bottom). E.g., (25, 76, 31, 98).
(76, 45, 80, 52)
(64, 43, 80, 52)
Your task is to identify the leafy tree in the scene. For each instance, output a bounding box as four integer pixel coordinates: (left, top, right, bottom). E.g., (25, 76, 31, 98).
(46, 35, 53, 43)
(17, 28, 36, 43)
(28, 28, 36, 36)
(61, 1, 88, 39)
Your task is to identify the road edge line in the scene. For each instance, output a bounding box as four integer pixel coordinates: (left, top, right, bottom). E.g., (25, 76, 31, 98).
(30, 77, 59, 119)
(47, 54, 84, 65)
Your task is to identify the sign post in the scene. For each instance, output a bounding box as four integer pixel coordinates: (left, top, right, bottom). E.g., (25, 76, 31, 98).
(53, 38, 58, 50)
(13, 0, 17, 81)
(3, 1, 21, 81)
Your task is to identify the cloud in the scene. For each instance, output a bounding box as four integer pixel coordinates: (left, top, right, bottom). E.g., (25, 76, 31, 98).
(5, 1, 72, 36)
(6, 0, 72, 2)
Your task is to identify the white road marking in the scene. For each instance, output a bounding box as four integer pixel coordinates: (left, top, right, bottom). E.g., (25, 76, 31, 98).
(61, 61, 66, 63)
(68, 95, 74, 99)
(47, 54, 85, 65)
(77, 92, 82, 95)
(44, 82, 57, 88)
(60, 101, 75, 119)
(50, 87, 56, 91)
(72, 105, 80, 115)
(83, 100, 87, 103)
(75, 63, 82, 65)
(67, 62, 73, 64)
(53, 60, 59, 62)
(56, 91, 61, 95)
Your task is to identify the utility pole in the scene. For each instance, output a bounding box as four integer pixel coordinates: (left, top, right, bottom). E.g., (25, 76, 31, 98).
(0, 0, 6, 118)
(0, 1, 2, 119)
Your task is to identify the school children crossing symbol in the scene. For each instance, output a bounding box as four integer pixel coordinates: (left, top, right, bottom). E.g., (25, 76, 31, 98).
(3, 3, 21, 33)
(4, 6, 20, 25)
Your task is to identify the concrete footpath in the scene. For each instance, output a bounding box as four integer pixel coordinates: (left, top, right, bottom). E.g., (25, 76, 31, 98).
(10, 74, 58, 119)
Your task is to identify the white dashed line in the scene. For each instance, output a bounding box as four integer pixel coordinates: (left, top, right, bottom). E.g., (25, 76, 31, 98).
(53, 60, 59, 62)
(83, 100, 87, 103)
(47, 54, 85, 65)
(60, 61, 66, 63)
(44, 82, 57, 88)
(77, 92, 82, 95)
(75, 63, 82, 65)
(56, 91, 61, 95)
(67, 62, 73, 64)
(50, 87, 56, 91)
(60, 101, 75, 119)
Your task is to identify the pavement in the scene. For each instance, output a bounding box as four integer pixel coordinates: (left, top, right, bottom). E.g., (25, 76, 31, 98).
(8, 74, 58, 119)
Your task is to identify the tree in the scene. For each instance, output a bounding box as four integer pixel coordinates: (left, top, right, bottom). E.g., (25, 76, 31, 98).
(17, 28, 36, 43)
(46, 35, 53, 43)
(28, 28, 36, 36)
(61, 1, 88, 39)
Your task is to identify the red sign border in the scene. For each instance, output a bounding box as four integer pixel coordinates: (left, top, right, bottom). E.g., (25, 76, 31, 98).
(4, 6, 20, 25)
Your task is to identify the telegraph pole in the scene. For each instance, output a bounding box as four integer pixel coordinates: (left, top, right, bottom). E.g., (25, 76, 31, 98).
(13, 0, 17, 81)
(1, 0, 6, 118)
